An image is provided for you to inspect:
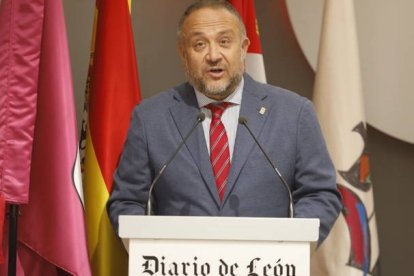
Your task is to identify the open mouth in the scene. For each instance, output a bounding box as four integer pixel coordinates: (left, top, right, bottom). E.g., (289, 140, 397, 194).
(208, 68, 225, 78)
(210, 68, 223, 73)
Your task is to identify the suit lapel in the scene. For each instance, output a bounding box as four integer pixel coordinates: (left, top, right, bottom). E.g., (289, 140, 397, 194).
(168, 76, 271, 208)
(223, 75, 270, 203)
(169, 84, 221, 207)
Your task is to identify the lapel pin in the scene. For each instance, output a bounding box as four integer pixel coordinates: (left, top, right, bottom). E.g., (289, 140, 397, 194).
(259, 107, 266, 115)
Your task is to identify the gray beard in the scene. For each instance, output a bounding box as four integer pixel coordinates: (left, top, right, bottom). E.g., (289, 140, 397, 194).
(188, 72, 242, 100)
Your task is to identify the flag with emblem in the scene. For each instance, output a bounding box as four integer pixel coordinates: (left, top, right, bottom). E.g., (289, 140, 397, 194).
(79, 0, 141, 275)
(228, 0, 266, 83)
(311, 0, 380, 275)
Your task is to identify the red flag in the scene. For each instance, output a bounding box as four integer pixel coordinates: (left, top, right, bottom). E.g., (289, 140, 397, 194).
(0, 0, 92, 274)
(228, 0, 267, 82)
(80, 0, 141, 275)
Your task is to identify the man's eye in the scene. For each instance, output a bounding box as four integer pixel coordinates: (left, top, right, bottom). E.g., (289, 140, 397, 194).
(193, 41, 206, 50)
(220, 38, 231, 46)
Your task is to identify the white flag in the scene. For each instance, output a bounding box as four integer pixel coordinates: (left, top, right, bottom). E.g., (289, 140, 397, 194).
(311, 0, 380, 275)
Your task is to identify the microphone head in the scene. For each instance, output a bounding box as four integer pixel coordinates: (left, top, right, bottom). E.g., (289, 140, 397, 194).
(197, 112, 206, 122)
(238, 116, 248, 125)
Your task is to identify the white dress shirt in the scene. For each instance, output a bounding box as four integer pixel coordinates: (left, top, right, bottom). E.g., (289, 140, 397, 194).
(194, 78, 244, 161)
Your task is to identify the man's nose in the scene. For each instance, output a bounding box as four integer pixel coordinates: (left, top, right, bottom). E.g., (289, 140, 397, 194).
(206, 44, 222, 63)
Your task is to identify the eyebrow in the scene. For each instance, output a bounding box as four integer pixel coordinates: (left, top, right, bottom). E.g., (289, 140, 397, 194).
(187, 29, 237, 39)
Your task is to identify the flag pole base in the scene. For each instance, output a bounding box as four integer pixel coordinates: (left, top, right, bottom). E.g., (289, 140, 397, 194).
(7, 204, 18, 276)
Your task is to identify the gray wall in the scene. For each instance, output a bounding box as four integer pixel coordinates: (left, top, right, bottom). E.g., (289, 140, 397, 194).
(64, 1, 414, 275)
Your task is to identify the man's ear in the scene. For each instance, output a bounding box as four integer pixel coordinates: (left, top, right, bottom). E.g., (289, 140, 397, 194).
(241, 37, 250, 58)
(177, 44, 187, 67)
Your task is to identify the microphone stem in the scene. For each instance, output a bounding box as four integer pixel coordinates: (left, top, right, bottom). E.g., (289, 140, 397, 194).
(145, 113, 205, 215)
(241, 120, 294, 218)
(145, 165, 166, 215)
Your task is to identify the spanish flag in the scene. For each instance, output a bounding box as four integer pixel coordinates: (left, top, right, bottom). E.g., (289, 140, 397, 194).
(80, 0, 141, 275)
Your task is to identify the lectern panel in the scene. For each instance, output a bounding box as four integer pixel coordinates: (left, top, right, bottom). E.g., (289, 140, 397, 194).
(129, 239, 309, 276)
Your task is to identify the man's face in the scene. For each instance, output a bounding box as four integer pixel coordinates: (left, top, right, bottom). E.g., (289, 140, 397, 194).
(179, 7, 249, 100)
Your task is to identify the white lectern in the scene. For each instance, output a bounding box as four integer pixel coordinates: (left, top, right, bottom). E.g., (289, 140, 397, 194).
(119, 216, 319, 276)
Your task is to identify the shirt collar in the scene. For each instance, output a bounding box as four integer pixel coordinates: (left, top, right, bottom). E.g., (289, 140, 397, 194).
(194, 77, 244, 108)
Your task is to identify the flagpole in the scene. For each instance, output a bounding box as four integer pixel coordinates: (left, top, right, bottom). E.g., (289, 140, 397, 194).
(7, 204, 18, 276)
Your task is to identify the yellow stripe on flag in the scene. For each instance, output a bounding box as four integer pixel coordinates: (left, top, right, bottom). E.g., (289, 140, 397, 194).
(83, 126, 128, 276)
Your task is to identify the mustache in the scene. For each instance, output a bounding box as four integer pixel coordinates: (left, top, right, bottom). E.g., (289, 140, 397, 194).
(206, 60, 223, 67)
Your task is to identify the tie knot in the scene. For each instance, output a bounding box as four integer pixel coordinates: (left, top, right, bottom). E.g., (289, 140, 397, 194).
(206, 102, 230, 119)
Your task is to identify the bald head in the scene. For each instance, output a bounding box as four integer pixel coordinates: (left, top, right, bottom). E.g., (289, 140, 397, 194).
(177, 0, 247, 46)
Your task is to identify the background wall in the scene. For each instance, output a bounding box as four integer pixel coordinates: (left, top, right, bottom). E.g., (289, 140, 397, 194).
(286, 0, 414, 144)
(63, 1, 414, 275)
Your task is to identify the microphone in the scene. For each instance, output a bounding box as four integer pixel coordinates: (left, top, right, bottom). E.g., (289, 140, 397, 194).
(238, 116, 294, 218)
(145, 112, 205, 215)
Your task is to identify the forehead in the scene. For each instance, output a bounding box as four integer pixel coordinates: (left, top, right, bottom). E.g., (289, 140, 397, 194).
(181, 7, 241, 38)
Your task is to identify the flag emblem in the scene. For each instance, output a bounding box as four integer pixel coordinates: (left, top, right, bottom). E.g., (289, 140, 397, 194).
(337, 122, 380, 275)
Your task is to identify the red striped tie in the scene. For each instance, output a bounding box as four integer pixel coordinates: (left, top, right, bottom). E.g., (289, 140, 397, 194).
(206, 103, 231, 202)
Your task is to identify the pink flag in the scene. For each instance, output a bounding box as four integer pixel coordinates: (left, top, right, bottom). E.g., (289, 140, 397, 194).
(0, 0, 43, 204)
(0, 0, 44, 265)
(0, 0, 92, 274)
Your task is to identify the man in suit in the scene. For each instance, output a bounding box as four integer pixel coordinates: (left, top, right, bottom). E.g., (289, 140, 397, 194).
(107, 0, 341, 244)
